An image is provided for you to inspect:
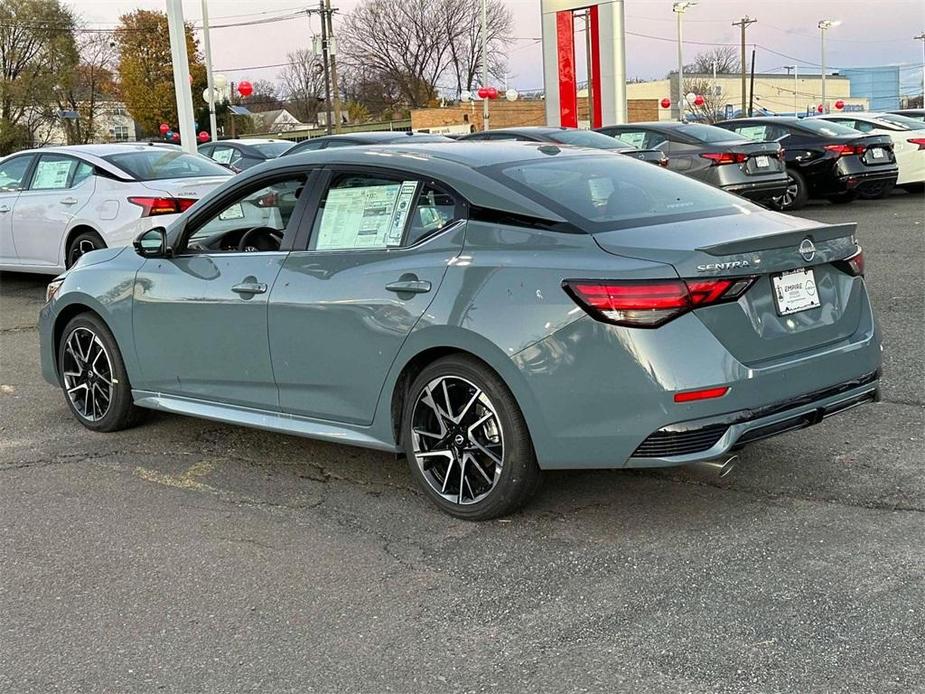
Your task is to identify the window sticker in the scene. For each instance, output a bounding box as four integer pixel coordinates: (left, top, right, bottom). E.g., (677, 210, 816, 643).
(212, 148, 234, 164)
(315, 180, 419, 250)
(31, 160, 73, 189)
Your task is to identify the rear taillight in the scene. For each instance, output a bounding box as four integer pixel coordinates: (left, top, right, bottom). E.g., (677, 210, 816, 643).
(563, 277, 756, 328)
(907, 138, 925, 150)
(127, 196, 197, 217)
(824, 143, 866, 157)
(834, 248, 865, 277)
(700, 152, 747, 165)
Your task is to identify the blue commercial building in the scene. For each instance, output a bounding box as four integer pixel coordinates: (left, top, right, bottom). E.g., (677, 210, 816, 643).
(839, 66, 901, 111)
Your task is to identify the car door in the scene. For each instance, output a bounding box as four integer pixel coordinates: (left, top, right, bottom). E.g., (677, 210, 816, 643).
(0, 154, 35, 266)
(268, 168, 466, 425)
(131, 168, 314, 410)
(11, 154, 95, 267)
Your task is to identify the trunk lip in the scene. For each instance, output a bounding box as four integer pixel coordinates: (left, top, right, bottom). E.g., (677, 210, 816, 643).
(695, 222, 857, 257)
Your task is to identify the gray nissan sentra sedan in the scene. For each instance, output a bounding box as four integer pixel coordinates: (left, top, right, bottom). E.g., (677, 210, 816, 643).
(38, 142, 881, 520)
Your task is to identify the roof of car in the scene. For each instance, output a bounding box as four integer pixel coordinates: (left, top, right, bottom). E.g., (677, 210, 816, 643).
(209, 138, 291, 146)
(716, 117, 803, 124)
(11, 143, 187, 157)
(308, 132, 452, 143)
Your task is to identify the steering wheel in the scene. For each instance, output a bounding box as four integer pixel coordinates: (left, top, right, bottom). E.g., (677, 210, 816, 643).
(238, 226, 283, 252)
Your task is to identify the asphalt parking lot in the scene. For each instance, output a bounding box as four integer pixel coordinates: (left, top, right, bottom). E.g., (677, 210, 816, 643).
(1, 192, 923, 693)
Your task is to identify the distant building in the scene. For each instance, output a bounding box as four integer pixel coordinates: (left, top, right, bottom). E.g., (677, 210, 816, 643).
(250, 109, 305, 133)
(839, 67, 901, 111)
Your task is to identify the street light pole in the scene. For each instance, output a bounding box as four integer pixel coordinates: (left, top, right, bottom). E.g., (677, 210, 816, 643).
(672, 2, 696, 121)
(201, 0, 217, 142)
(784, 65, 797, 114)
(481, 0, 489, 131)
(916, 33, 925, 106)
(818, 19, 840, 111)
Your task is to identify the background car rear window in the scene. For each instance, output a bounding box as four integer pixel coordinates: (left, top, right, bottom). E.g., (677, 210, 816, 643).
(103, 151, 229, 180)
(548, 129, 625, 149)
(251, 142, 294, 157)
(492, 154, 741, 230)
(796, 119, 859, 137)
(674, 123, 744, 143)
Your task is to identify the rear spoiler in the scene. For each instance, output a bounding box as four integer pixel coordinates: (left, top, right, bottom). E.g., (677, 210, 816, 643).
(696, 223, 856, 256)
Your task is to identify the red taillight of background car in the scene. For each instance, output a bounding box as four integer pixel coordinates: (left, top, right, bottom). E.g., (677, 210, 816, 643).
(824, 143, 866, 157)
(563, 277, 756, 328)
(700, 152, 748, 165)
(907, 138, 925, 150)
(658, 155, 670, 167)
(127, 196, 197, 217)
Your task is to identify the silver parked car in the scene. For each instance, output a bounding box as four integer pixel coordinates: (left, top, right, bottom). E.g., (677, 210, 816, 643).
(39, 142, 881, 519)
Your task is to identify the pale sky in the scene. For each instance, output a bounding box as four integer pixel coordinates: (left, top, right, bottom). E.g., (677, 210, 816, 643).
(72, 0, 925, 97)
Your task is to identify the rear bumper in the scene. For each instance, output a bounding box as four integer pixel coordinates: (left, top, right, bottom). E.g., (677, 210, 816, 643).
(841, 169, 898, 192)
(722, 178, 789, 201)
(628, 372, 880, 466)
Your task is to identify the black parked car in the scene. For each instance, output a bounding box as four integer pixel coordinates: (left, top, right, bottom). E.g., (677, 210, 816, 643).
(715, 117, 898, 210)
(198, 138, 294, 172)
(595, 121, 788, 204)
(283, 131, 453, 156)
(459, 126, 669, 166)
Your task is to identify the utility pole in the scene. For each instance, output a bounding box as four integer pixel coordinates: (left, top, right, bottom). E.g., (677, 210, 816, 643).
(818, 19, 840, 111)
(915, 33, 925, 106)
(732, 16, 757, 116)
(324, 0, 341, 133)
(673, 2, 696, 122)
(318, 0, 333, 134)
(784, 65, 797, 114)
(481, 0, 489, 131)
(748, 48, 756, 116)
(201, 0, 217, 142)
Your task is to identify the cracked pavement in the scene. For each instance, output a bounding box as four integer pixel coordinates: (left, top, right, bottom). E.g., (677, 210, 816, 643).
(1, 193, 923, 693)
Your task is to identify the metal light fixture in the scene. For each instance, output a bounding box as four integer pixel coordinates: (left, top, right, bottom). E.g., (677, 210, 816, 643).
(818, 19, 841, 111)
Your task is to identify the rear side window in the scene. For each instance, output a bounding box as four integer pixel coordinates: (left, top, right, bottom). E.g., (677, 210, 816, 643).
(30, 154, 78, 190)
(0, 155, 33, 192)
(406, 186, 458, 245)
(103, 150, 229, 180)
(489, 154, 740, 231)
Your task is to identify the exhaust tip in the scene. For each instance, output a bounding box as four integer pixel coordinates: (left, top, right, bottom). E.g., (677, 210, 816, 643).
(686, 454, 738, 479)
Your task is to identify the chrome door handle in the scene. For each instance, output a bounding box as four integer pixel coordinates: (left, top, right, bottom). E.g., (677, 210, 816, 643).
(60, 197, 79, 206)
(385, 279, 431, 294)
(231, 282, 268, 295)
(0, 205, 9, 213)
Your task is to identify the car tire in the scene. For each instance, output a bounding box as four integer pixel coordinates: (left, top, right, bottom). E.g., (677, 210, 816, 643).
(401, 354, 541, 520)
(57, 313, 144, 433)
(900, 183, 924, 194)
(858, 180, 893, 200)
(66, 230, 106, 269)
(827, 192, 857, 205)
(769, 169, 808, 211)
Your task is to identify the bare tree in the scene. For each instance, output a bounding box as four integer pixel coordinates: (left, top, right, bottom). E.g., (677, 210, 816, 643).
(684, 46, 740, 76)
(278, 49, 326, 123)
(682, 77, 729, 123)
(54, 31, 116, 144)
(444, 0, 512, 97)
(337, 0, 452, 108)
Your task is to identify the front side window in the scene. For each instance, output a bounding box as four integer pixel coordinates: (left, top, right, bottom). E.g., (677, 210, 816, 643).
(489, 154, 741, 231)
(187, 175, 307, 251)
(0, 155, 33, 192)
(309, 174, 422, 251)
(104, 150, 229, 180)
(30, 155, 79, 190)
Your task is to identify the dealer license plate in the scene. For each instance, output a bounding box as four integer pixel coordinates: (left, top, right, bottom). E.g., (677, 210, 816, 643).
(772, 268, 820, 315)
(755, 155, 770, 168)
(870, 147, 885, 159)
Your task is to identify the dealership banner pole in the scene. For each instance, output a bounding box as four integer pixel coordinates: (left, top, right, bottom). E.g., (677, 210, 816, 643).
(201, 0, 217, 142)
(166, 0, 197, 153)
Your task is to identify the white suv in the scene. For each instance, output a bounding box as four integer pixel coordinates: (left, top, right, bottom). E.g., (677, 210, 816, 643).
(0, 143, 232, 274)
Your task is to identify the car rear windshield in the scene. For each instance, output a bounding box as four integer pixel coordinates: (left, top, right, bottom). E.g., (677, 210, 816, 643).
(673, 123, 744, 143)
(547, 129, 625, 149)
(489, 153, 741, 231)
(103, 150, 229, 180)
(251, 142, 294, 157)
(874, 113, 923, 130)
(796, 119, 859, 137)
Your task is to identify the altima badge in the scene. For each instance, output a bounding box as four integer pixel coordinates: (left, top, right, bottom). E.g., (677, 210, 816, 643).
(799, 238, 816, 262)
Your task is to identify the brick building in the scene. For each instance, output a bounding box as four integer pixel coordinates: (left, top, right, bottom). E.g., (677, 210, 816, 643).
(411, 98, 659, 134)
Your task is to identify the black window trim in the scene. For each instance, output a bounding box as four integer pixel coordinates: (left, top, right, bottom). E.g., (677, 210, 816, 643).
(290, 164, 469, 253)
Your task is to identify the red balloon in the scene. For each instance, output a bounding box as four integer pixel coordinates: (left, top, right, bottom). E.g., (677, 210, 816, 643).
(237, 80, 253, 97)
(660, 97, 671, 109)
(834, 99, 845, 110)
(477, 87, 489, 99)
(817, 104, 824, 113)
(486, 86, 498, 99)
(197, 131, 210, 143)
(159, 123, 170, 135)
(171, 132, 180, 142)
(693, 94, 705, 107)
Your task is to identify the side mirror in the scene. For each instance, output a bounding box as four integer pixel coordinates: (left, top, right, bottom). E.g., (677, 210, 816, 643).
(133, 227, 170, 258)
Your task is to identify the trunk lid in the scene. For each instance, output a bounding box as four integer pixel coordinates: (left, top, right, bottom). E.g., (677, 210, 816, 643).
(592, 210, 864, 364)
(718, 140, 785, 176)
(140, 175, 230, 200)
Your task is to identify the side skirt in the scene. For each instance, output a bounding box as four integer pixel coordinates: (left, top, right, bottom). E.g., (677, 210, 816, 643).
(131, 390, 400, 453)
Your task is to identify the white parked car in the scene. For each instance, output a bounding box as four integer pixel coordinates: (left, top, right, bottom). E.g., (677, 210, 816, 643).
(815, 112, 925, 192)
(0, 143, 232, 274)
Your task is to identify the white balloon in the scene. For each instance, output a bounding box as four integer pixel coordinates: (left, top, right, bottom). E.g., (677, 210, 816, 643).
(213, 74, 228, 90)
(686, 91, 696, 103)
(202, 87, 214, 103)
(505, 89, 518, 102)
(460, 90, 472, 101)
